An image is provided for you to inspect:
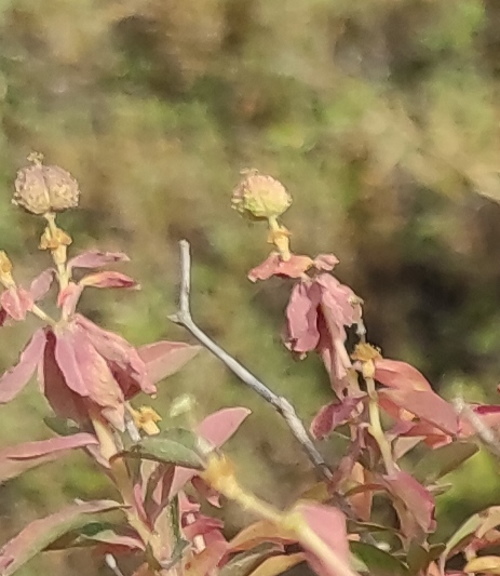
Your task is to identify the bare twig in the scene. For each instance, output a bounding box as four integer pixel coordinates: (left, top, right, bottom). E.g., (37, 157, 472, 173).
(169, 240, 332, 478)
(168, 240, 364, 522)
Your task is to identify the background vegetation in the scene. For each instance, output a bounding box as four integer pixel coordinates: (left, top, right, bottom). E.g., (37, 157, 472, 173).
(1, 0, 500, 573)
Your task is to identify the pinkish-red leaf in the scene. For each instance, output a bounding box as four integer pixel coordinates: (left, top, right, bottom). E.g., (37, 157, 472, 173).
(0, 500, 124, 576)
(138, 341, 201, 384)
(30, 269, 55, 302)
(80, 271, 139, 289)
(374, 359, 432, 392)
(380, 388, 458, 435)
(54, 330, 88, 396)
(284, 282, 321, 353)
(197, 407, 251, 447)
(383, 471, 436, 537)
(0, 287, 33, 321)
(296, 503, 350, 576)
(248, 253, 313, 282)
(68, 251, 130, 270)
(310, 396, 365, 440)
(0, 433, 98, 482)
(0, 329, 46, 403)
(75, 314, 155, 397)
(72, 327, 125, 430)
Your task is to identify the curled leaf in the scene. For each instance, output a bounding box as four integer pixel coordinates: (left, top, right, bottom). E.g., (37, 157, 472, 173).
(80, 271, 139, 289)
(68, 251, 130, 270)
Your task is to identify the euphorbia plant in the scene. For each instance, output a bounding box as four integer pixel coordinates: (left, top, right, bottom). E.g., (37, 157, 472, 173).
(0, 157, 356, 576)
(3, 155, 500, 576)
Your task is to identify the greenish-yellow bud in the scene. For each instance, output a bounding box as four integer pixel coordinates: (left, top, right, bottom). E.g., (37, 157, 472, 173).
(231, 169, 292, 220)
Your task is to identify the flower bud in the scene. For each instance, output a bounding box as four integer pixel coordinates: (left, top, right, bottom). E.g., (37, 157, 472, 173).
(231, 169, 292, 220)
(13, 152, 80, 215)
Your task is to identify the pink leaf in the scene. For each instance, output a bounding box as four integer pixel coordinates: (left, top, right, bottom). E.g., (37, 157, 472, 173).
(80, 271, 139, 289)
(75, 314, 155, 397)
(296, 503, 350, 576)
(54, 330, 88, 396)
(248, 253, 314, 282)
(138, 341, 201, 384)
(374, 359, 432, 392)
(383, 470, 436, 536)
(196, 407, 252, 447)
(0, 433, 98, 482)
(0, 287, 33, 321)
(72, 327, 125, 430)
(0, 500, 124, 576)
(310, 396, 365, 440)
(30, 269, 55, 302)
(284, 282, 321, 353)
(68, 251, 130, 270)
(0, 329, 46, 403)
(379, 388, 458, 435)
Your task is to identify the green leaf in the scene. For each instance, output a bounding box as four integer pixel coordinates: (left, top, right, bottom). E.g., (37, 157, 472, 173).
(0, 500, 124, 576)
(406, 541, 445, 575)
(350, 542, 409, 576)
(413, 441, 478, 484)
(117, 428, 207, 469)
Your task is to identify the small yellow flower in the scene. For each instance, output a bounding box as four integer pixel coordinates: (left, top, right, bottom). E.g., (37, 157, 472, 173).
(130, 406, 162, 436)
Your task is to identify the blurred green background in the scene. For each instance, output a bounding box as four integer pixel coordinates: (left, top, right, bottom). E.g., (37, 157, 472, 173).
(2, 0, 500, 573)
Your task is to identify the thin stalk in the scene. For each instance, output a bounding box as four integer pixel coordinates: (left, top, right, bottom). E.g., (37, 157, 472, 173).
(365, 376, 395, 474)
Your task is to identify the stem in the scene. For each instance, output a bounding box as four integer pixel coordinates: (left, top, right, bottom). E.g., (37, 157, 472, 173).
(89, 409, 152, 546)
(365, 376, 395, 474)
(44, 213, 70, 290)
(30, 303, 56, 325)
(267, 216, 291, 261)
(202, 455, 360, 576)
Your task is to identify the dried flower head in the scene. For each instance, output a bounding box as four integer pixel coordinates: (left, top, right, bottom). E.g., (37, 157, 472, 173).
(231, 169, 292, 220)
(13, 152, 80, 215)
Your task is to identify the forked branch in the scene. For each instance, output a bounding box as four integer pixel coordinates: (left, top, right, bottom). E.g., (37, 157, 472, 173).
(168, 240, 362, 520)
